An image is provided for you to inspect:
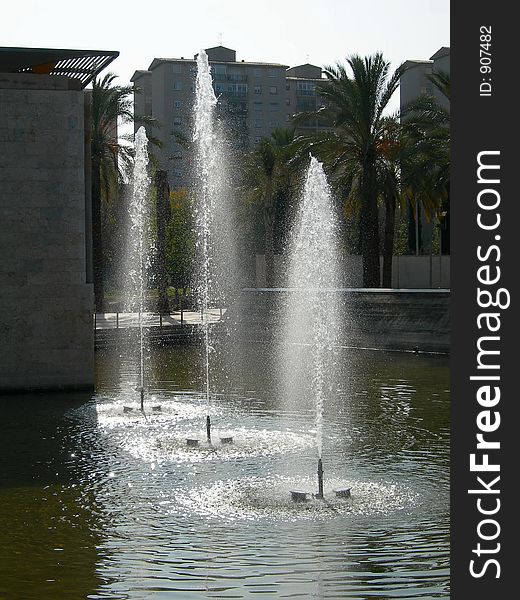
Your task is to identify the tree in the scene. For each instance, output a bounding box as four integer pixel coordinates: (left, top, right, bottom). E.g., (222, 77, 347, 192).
(90, 73, 157, 312)
(401, 71, 451, 257)
(248, 127, 297, 286)
(296, 54, 406, 287)
(165, 189, 196, 302)
(155, 170, 171, 313)
(377, 118, 403, 287)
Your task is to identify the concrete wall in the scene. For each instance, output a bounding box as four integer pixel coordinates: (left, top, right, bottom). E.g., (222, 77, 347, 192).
(0, 73, 94, 391)
(225, 289, 450, 354)
(255, 254, 450, 289)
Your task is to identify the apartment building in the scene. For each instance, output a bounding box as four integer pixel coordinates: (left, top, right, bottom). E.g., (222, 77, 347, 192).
(400, 46, 450, 115)
(131, 46, 326, 188)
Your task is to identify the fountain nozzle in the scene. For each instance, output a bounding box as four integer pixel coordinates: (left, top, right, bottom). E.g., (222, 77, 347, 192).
(316, 458, 324, 499)
(206, 415, 211, 444)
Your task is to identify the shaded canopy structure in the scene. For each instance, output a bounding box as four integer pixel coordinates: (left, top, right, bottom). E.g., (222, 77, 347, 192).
(0, 47, 119, 88)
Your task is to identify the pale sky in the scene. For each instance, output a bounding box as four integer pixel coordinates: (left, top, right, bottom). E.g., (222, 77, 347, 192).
(4, 0, 449, 112)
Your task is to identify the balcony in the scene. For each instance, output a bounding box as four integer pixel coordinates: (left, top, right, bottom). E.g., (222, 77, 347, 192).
(213, 73, 248, 83)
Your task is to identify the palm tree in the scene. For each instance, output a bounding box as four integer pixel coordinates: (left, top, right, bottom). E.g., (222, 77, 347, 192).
(90, 73, 157, 312)
(401, 71, 450, 257)
(296, 54, 406, 287)
(248, 127, 296, 287)
(377, 118, 403, 287)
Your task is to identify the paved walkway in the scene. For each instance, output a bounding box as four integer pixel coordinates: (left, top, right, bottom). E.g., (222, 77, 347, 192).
(94, 308, 226, 330)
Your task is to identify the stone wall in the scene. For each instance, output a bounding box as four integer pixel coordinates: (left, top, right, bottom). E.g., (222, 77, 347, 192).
(0, 74, 94, 391)
(225, 289, 450, 354)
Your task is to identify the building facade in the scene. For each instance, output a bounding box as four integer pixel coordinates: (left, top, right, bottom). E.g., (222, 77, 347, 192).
(400, 46, 450, 115)
(132, 46, 326, 188)
(0, 47, 117, 392)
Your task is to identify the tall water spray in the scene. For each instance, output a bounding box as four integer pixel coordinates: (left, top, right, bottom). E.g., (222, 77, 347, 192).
(284, 156, 341, 496)
(124, 126, 151, 409)
(193, 49, 235, 441)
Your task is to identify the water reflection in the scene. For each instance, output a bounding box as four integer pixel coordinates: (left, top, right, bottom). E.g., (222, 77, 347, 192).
(1, 345, 449, 598)
(0, 394, 107, 599)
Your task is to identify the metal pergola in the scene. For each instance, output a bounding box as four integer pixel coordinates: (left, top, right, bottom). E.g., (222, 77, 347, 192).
(0, 47, 119, 88)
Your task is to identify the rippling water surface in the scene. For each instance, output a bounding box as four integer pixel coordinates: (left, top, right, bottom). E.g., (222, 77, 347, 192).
(0, 343, 449, 599)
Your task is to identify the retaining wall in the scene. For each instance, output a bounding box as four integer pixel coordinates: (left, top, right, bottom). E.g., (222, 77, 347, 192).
(225, 288, 450, 354)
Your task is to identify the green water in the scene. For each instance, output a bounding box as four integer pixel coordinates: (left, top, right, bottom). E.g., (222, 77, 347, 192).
(0, 344, 449, 599)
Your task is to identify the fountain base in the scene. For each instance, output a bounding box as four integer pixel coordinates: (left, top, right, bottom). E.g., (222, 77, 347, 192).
(290, 491, 309, 502)
(123, 406, 134, 413)
(334, 488, 351, 499)
(186, 438, 200, 447)
(151, 406, 162, 412)
(220, 437, 233, 444)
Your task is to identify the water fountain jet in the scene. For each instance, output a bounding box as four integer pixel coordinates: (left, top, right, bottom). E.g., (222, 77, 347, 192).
(122, 127, 155, 414)
(284, 156, 349, 502)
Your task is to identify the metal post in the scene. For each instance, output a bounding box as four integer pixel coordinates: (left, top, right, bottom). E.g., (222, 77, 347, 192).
(206, 415, 211, 444)
(317, 458, 324, 499)
(94, 312, 97, 330)
(116, 312, 119, 329)
(160, 313, 163, 329)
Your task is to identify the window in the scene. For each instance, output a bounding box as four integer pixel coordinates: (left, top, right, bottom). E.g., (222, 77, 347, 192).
(227, 83, 248, 97)
(254, 85, 262, 94)
(253, 101, 263, 111)
(173, 116, 182, 126)
(173, 81, 182, 91)
(213, 64, 227, 81)
(254, 136, 262, 144)
(253, 68, 262, 77)
(269, 120, 278, 128)
(254, 119, 263, 128)
(269, 86, 277, 95)
(171, 63, 182, 73)
(174, 100, 182, 109)
(286, 82, 290, 91)
(297, 97, 316, 111)
(228, 68, 246, 82)
(285, 98, 291, 106)
(286, 114, 291, 122)
(268, 68, 278, 78)
(296, 81, 316, 96)
(269, 102, 279, 111)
